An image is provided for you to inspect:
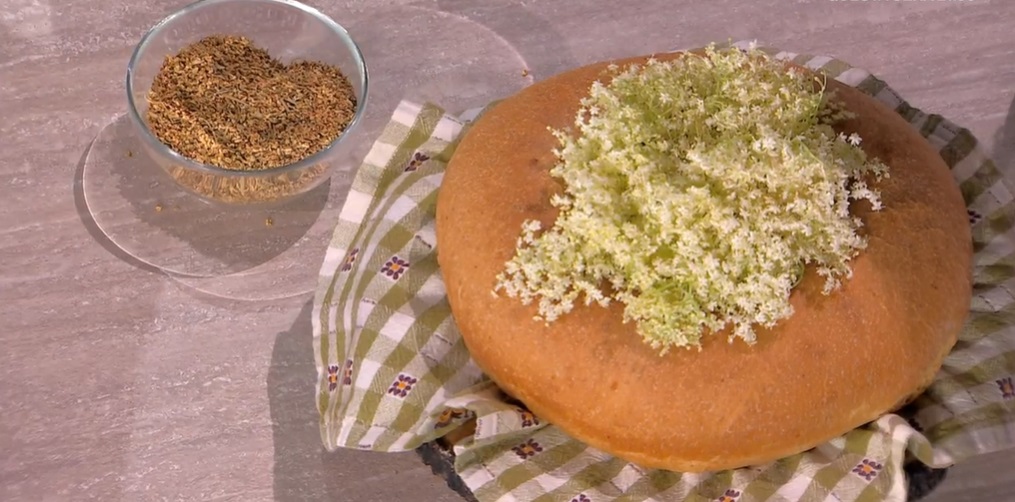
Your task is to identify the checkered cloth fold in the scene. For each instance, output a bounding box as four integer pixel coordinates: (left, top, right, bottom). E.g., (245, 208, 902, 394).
(313, 41, 1015, 501)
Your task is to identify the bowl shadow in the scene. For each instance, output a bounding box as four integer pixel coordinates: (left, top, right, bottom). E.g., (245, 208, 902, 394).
(79, 114, 330, 277)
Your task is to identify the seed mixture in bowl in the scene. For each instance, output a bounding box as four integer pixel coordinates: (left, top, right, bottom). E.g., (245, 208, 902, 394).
(145, 35, 357, 203)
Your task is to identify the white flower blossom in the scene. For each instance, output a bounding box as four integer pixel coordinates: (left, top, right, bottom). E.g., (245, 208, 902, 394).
(493, 45, 889, 353)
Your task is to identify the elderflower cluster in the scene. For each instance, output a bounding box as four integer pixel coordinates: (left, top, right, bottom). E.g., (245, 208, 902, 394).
(493, 45, 889, 352)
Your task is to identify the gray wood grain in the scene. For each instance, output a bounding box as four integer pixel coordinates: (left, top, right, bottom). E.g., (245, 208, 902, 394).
(1, 0, 1013, 500)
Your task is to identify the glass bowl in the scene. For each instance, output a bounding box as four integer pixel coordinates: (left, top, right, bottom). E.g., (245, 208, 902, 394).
(125, 0, 368, 206)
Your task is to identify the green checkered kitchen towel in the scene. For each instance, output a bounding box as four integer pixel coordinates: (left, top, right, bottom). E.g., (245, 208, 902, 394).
(312, 41, 1015, 502)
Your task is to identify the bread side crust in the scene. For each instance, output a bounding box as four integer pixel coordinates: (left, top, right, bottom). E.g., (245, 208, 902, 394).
(435, 54, 973, 472)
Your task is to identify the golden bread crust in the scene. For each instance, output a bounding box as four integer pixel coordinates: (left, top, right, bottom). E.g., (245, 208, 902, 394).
(435, 54, 973, 472)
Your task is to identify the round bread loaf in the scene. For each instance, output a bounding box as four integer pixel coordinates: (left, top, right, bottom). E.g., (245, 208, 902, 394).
(435, 53, 973, 472)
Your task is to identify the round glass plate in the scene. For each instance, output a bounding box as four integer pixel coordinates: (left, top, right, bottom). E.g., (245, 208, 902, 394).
(342, 5, 534, 120)
(81, 5, 530, 300)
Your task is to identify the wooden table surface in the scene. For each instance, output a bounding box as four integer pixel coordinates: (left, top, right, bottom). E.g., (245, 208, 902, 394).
(2, 0, 1013, 500)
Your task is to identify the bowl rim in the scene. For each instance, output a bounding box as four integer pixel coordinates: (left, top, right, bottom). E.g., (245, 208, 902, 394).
(124, 0, 370, 178)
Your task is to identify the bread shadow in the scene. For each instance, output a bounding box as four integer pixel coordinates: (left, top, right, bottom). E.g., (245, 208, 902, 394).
(267, 301, 339, 501)
(268, 301, 464, 501)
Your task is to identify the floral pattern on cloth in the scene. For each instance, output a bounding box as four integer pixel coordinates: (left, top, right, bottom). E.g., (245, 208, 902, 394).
(853, 459, 885, 482)
(342, 359, 354, 386)
(434, 407, 472, 429)
(313, 44, 1015, 502)
(999, 377, 1015, 399)
(518, 407, 540, 428)
(716, 489, 741, 502)
(339, 248, 359, 272)
(512, 439, 544, 459)
(326, 364, 340, 392)
(413, 234, 434, 250)
(381, 256, 410, 280)
(404, 151, 431, 172)
(968, 209, 984, 225)
(387, 374, 418, 398)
